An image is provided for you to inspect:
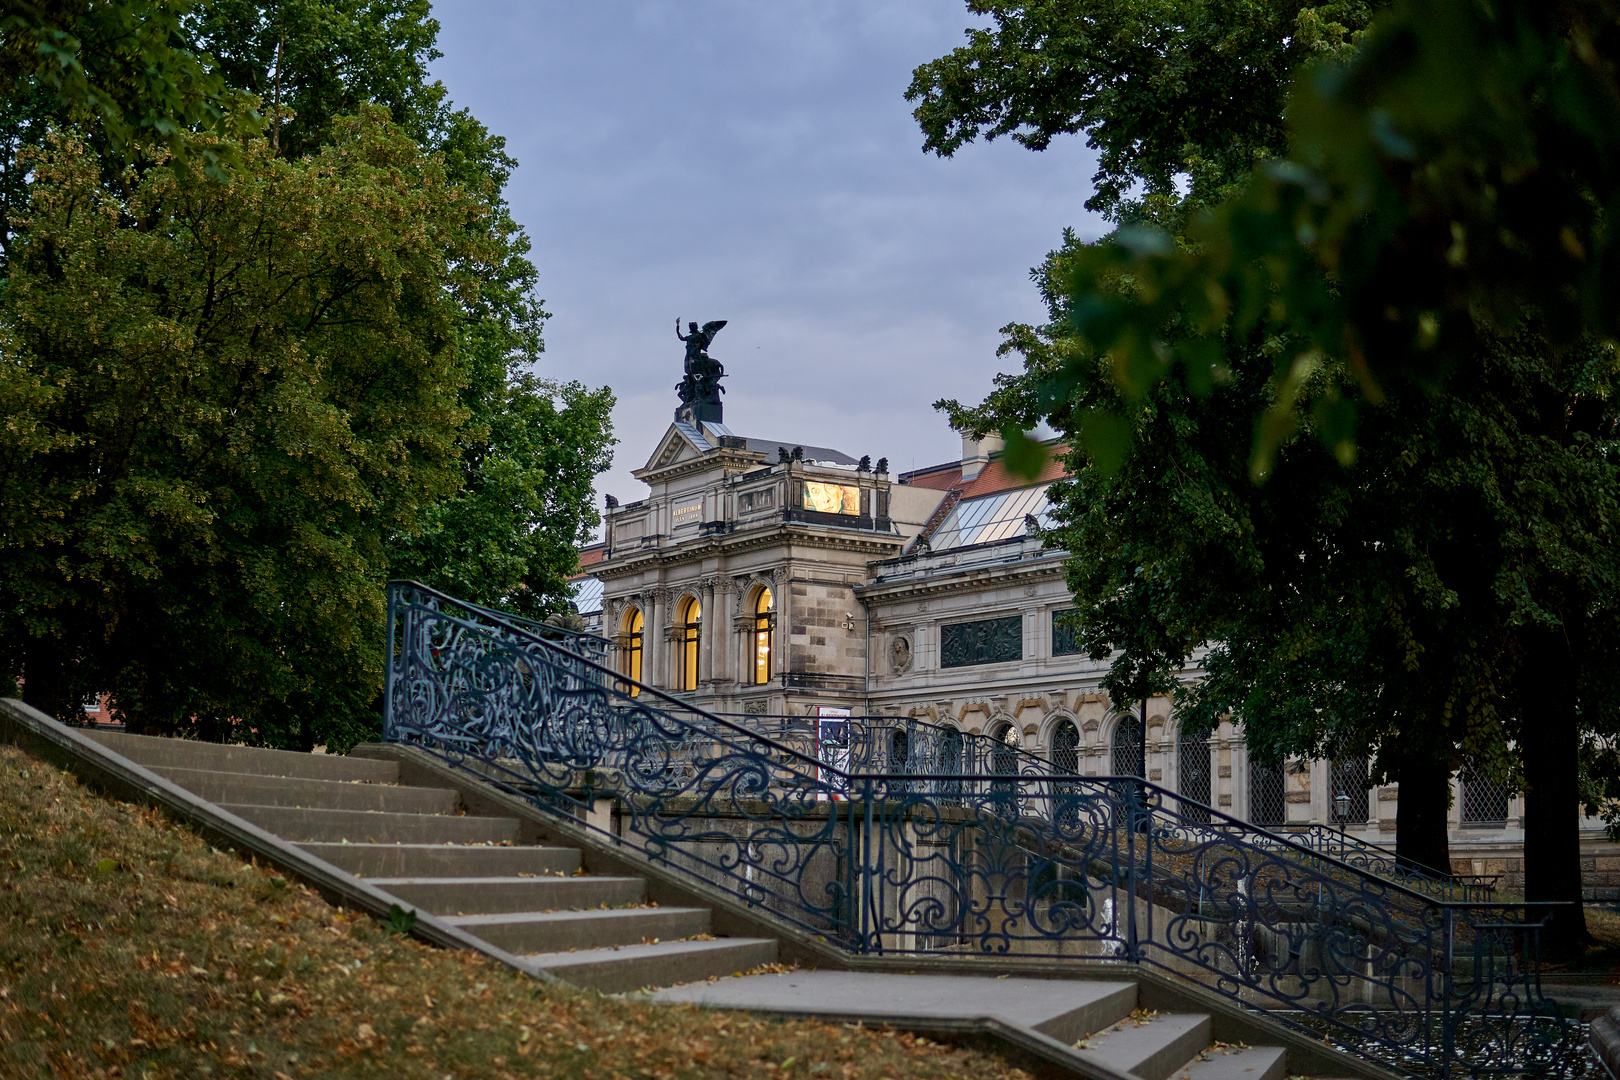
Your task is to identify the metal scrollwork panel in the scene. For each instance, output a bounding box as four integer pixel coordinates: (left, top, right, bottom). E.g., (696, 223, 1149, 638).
(384, 583, 1575, 1079)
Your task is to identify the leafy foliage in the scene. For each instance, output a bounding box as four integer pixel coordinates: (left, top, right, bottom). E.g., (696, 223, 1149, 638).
(0, 0, 257, 166)
(387, 364, 614, 620)
(907, 0, 1377, 223)
(926, 0, 1620, 932)
(178, 0, 619, 621)
(0, 1, 615, 746)
(0, 118, 475, 749)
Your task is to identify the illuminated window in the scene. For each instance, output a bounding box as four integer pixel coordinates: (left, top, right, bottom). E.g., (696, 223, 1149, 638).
(752, 587, 774, 684)
(678, 596, 701, 691)
(619, 607, 643, 696)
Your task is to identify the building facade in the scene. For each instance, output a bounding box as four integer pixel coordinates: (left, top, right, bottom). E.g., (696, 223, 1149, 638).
(570, 393, 1617, 898)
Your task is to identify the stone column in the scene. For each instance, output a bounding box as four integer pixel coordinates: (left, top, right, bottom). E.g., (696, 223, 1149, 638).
(700, 576, 719, 685)
(727, 575, 752, 687)
(644, 585, 666, 690)
(771, 566, 790, 681)
(1286, 757, 1314, 825)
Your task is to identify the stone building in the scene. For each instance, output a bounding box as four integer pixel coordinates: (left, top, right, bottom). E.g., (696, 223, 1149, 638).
(569, 386, 1617, 897)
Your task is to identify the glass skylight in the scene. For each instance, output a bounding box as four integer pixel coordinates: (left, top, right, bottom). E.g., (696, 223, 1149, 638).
(927, 484, 1054, 551)
(570, 576, 604, 614)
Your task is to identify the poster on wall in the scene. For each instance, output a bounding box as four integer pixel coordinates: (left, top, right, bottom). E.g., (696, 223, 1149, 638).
(815, 706, 852, 799)
(802, 481, 859, 515)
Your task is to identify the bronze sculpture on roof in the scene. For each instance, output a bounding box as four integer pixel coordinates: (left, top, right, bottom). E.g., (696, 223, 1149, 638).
(675, 319, 728, 422)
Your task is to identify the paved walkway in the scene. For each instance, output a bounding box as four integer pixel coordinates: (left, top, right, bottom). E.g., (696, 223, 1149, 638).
(650, 970, 1134, 1032)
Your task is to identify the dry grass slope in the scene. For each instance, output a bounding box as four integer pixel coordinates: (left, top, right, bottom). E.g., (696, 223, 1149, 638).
(0, 743, 1033, 1080)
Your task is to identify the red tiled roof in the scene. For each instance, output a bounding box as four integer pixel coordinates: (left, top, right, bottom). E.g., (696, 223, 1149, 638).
(569, 543, 605, 579)
(901, 446, 1069, 499)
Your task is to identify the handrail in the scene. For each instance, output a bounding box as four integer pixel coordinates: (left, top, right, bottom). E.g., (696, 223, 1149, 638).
(383, 582, 1573, 1079)
(720, 711, 1497, 900)
(387, 579, 611, 656)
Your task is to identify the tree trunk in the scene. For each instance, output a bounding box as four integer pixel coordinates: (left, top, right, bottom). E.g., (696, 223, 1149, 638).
(1393, 752, 1452, 877)
(21, 638, 73, 723)
(1522, 631, 1587, 960)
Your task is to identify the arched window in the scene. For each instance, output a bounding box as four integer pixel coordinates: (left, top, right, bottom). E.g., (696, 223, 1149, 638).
(990, 721, 1019, 775)
(990, 721, 1020, 813)
(677, 596, 701, 691)
(752, 587, 774, 684)
(889, 728, 910, 771)
(619, 607, 643, 696)
(1050, 719, 1080, 774)
(1111, 715, 1143, 777)
(887, 727, 912, 796)
(938, 725, 963, 801)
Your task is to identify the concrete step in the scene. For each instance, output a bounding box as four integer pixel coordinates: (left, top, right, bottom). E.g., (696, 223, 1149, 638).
(1025, 980, 1140, 1044)
(366, 874, 645, 915)
(300, 842, 580, 878)
(152, 767, 458, 814)
(89, 730, 397, 783)
(1075, 1012, 1211, 1080)
(519, 937, 780, 995)
(1171, 1045, 1287, 1080)
(443, 906, 711, 953)
(219, 804, 518, 845)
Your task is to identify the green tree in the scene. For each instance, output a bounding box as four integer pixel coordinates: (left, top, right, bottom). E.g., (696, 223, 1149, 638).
(907, 1, 1377, 223)
(183, 0, 614, 618)
(0, 0, 616, 743)
(926, 0, 1620, 953)
(388, 360, 616, 619)
(0, 114, 475, 747)
(0, 0, 255, 160)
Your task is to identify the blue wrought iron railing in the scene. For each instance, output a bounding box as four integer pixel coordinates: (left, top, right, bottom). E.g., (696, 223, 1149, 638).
(383, 581, 1574, 1079)
(725, 711, 1500, 902)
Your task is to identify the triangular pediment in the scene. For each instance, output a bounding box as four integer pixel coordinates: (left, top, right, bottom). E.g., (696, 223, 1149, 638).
(641, 423, 707, 474)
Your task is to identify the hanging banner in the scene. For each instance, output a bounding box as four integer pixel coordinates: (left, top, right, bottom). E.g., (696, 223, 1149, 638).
(815, 706, 851, 799)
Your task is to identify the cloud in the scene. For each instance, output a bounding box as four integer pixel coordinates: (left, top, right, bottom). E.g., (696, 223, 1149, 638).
(428, 1, 1106, 518)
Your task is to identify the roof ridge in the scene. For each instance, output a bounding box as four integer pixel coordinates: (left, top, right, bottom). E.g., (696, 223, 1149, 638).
(911, 488, 964, 551)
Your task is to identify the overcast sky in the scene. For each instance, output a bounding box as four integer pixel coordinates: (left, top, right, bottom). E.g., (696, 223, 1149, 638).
(428, 2, 1106, 512)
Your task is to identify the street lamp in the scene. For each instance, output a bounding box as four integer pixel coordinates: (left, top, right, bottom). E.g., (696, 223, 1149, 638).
(1333, 791, 1352, 853)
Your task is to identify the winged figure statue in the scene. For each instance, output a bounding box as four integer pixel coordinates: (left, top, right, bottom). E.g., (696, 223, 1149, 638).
(675, 318, 728, 406)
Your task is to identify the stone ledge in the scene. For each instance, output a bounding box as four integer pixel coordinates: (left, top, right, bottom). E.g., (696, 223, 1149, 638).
(0, 697, 543, 980)
(1589, 1005, 1620, 1078)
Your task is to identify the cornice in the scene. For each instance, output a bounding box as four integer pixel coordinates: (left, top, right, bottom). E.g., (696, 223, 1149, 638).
(631, 450, 764, 485)
(594, 522, 905, 581)
(855, 553, 1067, 602)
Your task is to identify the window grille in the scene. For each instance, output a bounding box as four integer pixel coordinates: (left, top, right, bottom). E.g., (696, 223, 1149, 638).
(1462, 766, 1511, 825)
(1331, 758, 1370, 823)
(889, 728, 910, 771)
(936, 726, 964, 802)
(990, 723, 1019, 775)
(1249, 760, 1287, 827)
(1050, 719, 1080, 775)
(1051, 609, 1083, 657)
(1111, 716, 1143, 777)
(1178, 730, 1212, 823)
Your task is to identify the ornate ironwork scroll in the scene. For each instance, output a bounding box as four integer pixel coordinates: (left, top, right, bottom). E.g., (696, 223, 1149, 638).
(940, 615, 1022, 668)
(384, 582, 1574, 1079)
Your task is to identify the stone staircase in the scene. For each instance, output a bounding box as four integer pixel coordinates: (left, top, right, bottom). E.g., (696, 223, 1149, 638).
(75, 729, 1345, 1080)
(86, 730, 778, 994)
